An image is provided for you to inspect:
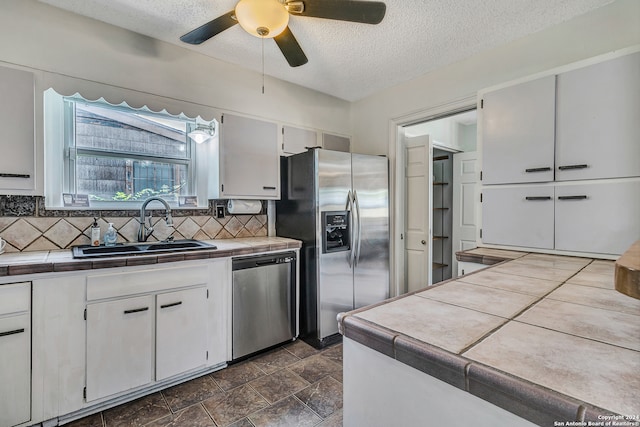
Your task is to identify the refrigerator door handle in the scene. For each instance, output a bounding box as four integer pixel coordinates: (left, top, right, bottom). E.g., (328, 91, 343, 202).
(346, 190, 355, 268)
(353, 190, 362, 266)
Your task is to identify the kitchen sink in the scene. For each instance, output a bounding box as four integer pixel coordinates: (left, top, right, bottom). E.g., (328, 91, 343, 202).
(72, 239, 216, 259)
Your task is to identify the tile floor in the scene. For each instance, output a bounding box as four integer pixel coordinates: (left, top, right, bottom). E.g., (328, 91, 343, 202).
(66, 340, 343, 427)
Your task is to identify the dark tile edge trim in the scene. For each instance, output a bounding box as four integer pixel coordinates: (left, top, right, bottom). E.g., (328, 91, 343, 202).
(340, 315, 397, 358)
(0, 241, 300, 275)
(7, 263, 54, 275)
(467, 363, 584, 425)
(338, 308, 621, 426)
(395, 335, 468, 390)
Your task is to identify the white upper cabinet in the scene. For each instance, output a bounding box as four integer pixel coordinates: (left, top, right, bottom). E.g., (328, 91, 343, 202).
(555, 180, 640, 255)
(555, 52, 640, 181)
(282, 126, 317, 155)
(482, 185, 555, 250)
(0, 66, 36, 193)
(481, 75, 556, 185)
(214, 113, 279, 200)
(322, 133, 351, 153)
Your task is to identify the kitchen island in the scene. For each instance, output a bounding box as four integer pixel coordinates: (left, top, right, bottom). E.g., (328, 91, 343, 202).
(338, 250, 640, 427)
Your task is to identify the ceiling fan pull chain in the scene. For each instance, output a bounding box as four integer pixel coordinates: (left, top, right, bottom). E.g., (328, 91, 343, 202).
(262, 36, 265, 94)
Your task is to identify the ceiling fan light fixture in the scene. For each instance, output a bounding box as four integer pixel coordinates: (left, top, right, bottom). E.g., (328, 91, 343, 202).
(235, 0, 290, 38)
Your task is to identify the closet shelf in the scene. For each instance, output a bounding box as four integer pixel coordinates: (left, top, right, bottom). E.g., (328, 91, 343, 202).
(433, 207, 449, 210)
(433, 182, 449, 186)
(433, 155, 450, 161)
(432, 262, 449, 269)
(433, 236, 449, 240)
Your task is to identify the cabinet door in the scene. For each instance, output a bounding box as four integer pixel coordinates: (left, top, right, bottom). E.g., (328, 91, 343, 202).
(556, 52, 640, 181)
(86, 295, 154, 401)
(219, 114, 279, 199)
(283, 126, 317, 155)
(0, 66, 35, 192)
(322, 133, 350, 152)
(481, 76, 556, 184)
(156, 287, 208, 381)
(482, 185, 554, 249)
(0, 313, 30, 427)
(555, 180, 640, 255)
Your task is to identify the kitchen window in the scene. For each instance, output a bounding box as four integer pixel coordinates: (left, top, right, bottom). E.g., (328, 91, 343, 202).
(44, 90, 215, 209)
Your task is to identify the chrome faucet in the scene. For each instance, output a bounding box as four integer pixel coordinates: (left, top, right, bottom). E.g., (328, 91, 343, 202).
(137, 196, 174, 242)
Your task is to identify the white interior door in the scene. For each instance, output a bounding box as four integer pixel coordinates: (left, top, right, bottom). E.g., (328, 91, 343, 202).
(452, 151, 478, 277)
(404, 135, 432, 292)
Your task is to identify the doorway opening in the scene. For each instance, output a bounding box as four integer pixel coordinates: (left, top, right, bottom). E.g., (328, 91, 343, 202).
(401, 109, 478, 291)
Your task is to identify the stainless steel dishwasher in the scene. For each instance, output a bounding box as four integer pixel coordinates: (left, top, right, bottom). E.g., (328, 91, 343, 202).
(232, 252, 297, 360)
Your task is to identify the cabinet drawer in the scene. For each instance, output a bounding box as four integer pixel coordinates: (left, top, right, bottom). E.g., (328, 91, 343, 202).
(87, 264, 208, 301)
(0, 282, 30, 316)
(555, 180, 640, 255)
(482, 186, 554, 249)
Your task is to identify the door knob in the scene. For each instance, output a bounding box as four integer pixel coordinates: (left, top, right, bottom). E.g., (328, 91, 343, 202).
(421, 240, 426, 245)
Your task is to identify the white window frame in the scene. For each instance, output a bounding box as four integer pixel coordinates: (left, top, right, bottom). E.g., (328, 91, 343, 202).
(44, 89, 215, 210)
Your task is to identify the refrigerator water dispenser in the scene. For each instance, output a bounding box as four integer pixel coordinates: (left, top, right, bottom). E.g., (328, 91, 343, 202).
(322, 211, 350, 253)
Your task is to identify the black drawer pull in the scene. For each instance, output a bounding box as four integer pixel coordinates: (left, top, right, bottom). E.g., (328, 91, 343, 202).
(0, 328, 25, 337)
(525, 196, 552, 201)
(263, 186, 276, 190)
(558, 164, 588, 170)
(558, 195, 588, 200)
(0, 173, 30, 178)
(124, 307, 149, 314)
(525, 167, 552, 173)
(160, 301, 182, 309)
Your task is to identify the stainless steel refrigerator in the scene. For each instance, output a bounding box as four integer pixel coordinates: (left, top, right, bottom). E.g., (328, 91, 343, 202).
(276, 148, 389, 348)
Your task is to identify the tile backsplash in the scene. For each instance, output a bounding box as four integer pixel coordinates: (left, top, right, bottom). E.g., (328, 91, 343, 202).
(0, 196, 267, 253)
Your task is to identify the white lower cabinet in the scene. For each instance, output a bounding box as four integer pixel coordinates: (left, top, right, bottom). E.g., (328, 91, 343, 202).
(86, 295, 155, 402)
(457, 261, 488, 277)
(555, 180, 640, 255)
(156, 288, 208, 381)
(482, 185, 554, 249)
(0, 282, 31, 427)
(0, 313, 31, 427)
(27, 258, 232, 425)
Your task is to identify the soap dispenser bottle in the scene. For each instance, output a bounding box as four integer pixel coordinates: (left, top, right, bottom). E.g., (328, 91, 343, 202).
(104, 223, 117, 247)
(91, 218, 101, 247)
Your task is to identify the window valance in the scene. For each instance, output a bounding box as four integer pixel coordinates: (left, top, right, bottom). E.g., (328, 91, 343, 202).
(42, 72, 218, 122)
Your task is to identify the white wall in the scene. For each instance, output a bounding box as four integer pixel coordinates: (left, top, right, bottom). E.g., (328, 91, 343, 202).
(350, 0, 640, 157)
(0, 0, 350, 134)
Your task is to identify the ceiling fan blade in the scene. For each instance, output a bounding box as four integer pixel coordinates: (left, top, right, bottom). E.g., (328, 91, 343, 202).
(292, 0, 386, 24)
(180, 10, 237, 45)
(274, 27, 308, 67)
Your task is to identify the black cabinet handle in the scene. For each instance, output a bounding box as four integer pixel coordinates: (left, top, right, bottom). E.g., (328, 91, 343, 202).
(124, 307, 149, 314)
(558, 164, 588, 170)
(525, 167, 552, 173)
(0, 328, 25, 337)
(525, 196, 552, 201)
(263, 186, 276, 190)
(0, 173, 30, 178)
(160, 301, 182, 309)
(558, 195, 588, 200)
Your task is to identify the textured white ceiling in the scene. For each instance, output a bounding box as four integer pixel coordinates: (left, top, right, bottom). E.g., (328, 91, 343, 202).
(38, 0, 614, 101)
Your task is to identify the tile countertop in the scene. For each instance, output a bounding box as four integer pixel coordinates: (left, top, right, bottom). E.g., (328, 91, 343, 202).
(338, 250, 640, 425)
(0, 237, 301, 277)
